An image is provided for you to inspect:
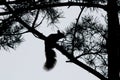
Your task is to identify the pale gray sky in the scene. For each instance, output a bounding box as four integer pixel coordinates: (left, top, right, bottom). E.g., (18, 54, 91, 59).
(0, 4, 107, 80)
(0, 34, 100, 80)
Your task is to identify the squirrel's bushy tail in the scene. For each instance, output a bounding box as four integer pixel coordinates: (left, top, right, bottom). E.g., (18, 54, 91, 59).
(44, 48, 56, 70)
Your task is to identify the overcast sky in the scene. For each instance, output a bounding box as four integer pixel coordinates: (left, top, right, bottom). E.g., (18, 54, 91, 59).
(0, 4, 107, 80)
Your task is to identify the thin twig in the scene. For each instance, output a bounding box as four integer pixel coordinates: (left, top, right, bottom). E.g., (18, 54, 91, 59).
(34, 13, 47, 28)
(2, 31, 29, 36)
(32, 9, 40, 28)
(71, 6, 85, 55)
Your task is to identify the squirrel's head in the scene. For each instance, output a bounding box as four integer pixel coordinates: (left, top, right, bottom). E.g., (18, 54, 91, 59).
(57, 30, 65, 38)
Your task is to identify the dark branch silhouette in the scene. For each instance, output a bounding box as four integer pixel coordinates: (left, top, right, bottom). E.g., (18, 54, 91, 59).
(0, 1, 107, 16)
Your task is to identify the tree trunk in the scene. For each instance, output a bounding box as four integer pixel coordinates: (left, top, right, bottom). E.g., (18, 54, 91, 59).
(107, 0, 120, 80)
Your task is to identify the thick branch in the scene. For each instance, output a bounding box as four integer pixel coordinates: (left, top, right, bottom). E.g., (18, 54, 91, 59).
(55, 44, 108, 80)
(107, 0, 120, 80)
(0, 1, 106, 8)
(0, 2, 107, 16)
(0, 12, 10, 15)
(0, 1, 21, 5)
(4, 3, 46, 40)
(16, 18, 46, 40)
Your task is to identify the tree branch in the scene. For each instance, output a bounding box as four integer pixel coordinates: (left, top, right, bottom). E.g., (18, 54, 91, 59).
(32, 9, 40, 28)
(55, 44, 108, 80)
(72, 6, 85, 55)
(34, 13, 47, 28)
(4, 3, 46, 40)
(0, 2, 107, 16)
(2, 31, 29, 36)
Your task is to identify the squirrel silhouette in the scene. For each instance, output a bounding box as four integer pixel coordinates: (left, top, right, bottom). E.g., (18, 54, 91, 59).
(44, 30, 64, 70)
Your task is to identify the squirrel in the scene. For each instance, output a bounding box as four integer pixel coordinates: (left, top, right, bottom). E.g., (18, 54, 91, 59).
(44, 30, 64, 70)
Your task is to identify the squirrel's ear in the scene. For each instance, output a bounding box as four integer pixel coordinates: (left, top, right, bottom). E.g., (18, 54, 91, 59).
(57, 30, 61, 33)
